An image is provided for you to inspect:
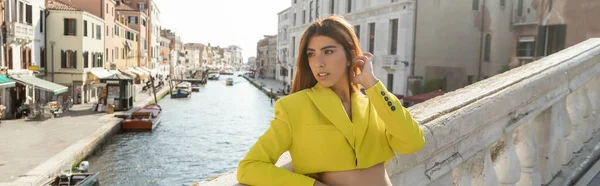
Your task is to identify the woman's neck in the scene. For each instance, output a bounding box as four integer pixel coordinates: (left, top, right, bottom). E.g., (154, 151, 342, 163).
(330, 79, 351, 103)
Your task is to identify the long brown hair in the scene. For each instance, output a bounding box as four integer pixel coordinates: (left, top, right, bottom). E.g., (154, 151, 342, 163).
(291, 15, 362, 93)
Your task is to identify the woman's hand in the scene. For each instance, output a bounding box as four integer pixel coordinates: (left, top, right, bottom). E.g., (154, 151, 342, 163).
(352, 52, 378, 89)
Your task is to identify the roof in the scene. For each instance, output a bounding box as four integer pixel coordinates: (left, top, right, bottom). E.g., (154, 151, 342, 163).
(115, 2, 137, 12)
(47, 0, 82, 11)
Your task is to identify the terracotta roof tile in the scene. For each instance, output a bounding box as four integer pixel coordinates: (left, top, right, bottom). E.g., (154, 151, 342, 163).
(47, 0, 82, 11)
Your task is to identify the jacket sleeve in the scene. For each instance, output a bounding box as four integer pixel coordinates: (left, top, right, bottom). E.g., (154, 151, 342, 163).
(365, 80, 425, 154)
(237, 99, 316, 186)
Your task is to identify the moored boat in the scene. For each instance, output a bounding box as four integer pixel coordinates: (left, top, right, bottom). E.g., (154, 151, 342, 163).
(171, 82, 192, 98)
(191, 83, 200, 92)
(43, 163, 99, 186)
(122, 104, 162, 131)
(226, 78, 233, 86)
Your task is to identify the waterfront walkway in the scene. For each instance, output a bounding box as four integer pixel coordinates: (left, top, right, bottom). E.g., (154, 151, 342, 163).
(0, 86, 169, 185)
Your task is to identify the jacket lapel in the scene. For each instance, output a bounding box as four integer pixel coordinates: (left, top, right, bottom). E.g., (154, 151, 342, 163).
(307, 83, 355, 149)
(352, 92, 370, 152)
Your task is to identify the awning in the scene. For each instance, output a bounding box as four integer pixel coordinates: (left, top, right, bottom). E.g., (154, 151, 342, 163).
(128, 67, 148, 79)
(11, 75, 68, 95)
(402, 90, 446, 103)
(133, 67, 150, 76)
(88, 68, 114, 79)
(141, 67, 157, 76)
(0, 74, 15, 88)
(118, 68, 138, 79)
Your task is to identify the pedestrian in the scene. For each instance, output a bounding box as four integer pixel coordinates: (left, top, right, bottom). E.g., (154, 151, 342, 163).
(236, 15, 425, 186)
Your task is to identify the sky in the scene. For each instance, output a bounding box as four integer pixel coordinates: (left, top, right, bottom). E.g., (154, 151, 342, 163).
(154, 0, 291, 63)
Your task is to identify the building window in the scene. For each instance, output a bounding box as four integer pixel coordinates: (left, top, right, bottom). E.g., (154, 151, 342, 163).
(387, 74, 394, 92)
(293, 13, 297, 26)
(25, 4, 32, 25)
(347, 0, 352, 13)
(310, 1, 313, 22)
(64, 19, 76, 36)
(40, 48, 46, 68)
(39, 10, 43, 33)
(18, 2, 22, 23)
(484, 34, 491, 62)
(330, 0, 335, 14)
(142, 19, 146, 26)
(138, 3, 147, 9)
(61, 50, 77, 68)
(354, 25, 360, 41)
(106, 4, 108, 13)
(83, 51, 89, 68)
(517, 36, 535, 57)
(292, 36, 296, 57)
(517, 0, 523, 16)
(96, 25, 101, 40)
(128, 16, 138, 24)
(537, 25, 566, 56)
(302, 10, 306, 24)
(390, 19, 398, 55)
(368, 23, 375, 54)
(500, 0, 505, 7)
(83, 20, 88, 36)
(316, 0, 320, 18)
(472, 0, 479, 11)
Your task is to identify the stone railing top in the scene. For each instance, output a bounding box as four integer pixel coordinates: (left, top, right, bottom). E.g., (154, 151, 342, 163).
(196, 38, 600, 186)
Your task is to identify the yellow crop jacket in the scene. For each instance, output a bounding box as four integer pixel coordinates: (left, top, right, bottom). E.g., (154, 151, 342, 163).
(237, 81, 425, 186)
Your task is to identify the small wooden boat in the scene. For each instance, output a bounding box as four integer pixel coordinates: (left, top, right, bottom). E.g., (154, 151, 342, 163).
(122, 104, 162, 131)
(226, 78, 234, 86)
(171, 82, 192, 98)
(191, 83, 201, 92)
(43, 164, 99, 186)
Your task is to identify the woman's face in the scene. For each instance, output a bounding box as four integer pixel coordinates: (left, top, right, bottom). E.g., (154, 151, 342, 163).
(306, 35, 349, 88)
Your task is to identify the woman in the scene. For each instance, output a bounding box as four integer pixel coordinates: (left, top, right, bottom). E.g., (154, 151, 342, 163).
(237, 16, 425, 186)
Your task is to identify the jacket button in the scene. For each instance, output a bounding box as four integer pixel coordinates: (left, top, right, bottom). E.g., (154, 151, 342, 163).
(387, 101, 392, 106)
(384, 96, 389, 101)
(391, 106, 396, 111)
(380, 91, 385, 96)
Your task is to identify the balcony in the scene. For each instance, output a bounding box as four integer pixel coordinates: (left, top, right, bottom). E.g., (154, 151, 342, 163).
(7, 22, 34, 44)
(512, 10, 537, 26)
(380, 55, 408, 69)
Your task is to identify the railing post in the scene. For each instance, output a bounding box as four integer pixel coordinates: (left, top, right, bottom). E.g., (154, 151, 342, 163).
(515, 122, 541, 186)
(493, 132, 521, 186)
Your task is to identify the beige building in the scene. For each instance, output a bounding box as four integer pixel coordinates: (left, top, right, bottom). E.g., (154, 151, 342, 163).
(54, 0, 117, 70)
(113, 15, 139, 69)
(115, 1, 148, 68)
(46, 0, 107, 104)
(183, 43, 204, 68)
(256, 35, 276, 79)
(411, 0, 513, 94)
(510, 0, 600, 70)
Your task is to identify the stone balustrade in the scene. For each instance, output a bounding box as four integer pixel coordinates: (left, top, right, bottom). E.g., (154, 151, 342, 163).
(196, 38, 600, 186)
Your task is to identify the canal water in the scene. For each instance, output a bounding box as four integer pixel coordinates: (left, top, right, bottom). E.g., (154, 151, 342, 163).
(87, 75, 276, 185)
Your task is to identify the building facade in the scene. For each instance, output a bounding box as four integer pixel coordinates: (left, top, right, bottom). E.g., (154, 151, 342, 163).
(276, 7, 292, 86)
(47, 0, 106, 105)
(115, 1, 148, 68)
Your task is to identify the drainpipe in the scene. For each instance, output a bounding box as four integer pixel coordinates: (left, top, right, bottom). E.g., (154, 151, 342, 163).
(477, 0, 486, 81)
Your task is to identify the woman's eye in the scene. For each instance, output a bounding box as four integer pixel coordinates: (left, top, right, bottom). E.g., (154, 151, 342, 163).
(324, 50, 333, 54)
(307, 53, 315, 57)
